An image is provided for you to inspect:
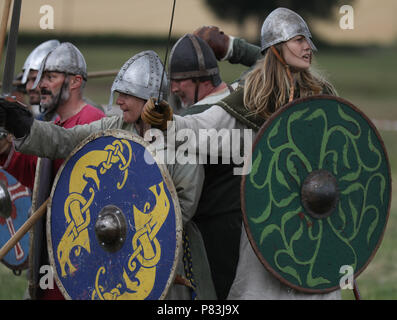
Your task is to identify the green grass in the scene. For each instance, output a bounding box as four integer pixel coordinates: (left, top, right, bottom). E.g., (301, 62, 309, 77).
(341, 188, 397, 300)
(0, 265, 28, 300)
(1, 43, 396, 300)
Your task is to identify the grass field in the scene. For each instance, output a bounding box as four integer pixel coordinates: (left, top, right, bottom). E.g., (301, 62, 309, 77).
(0, 42, 396, 300)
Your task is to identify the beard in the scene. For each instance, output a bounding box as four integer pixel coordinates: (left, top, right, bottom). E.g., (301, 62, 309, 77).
(40, 78, 70, 111)
(176, 93, 193, 109)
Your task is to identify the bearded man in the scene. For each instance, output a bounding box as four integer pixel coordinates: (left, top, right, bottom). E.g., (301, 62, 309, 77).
(0, 42, 105, 299)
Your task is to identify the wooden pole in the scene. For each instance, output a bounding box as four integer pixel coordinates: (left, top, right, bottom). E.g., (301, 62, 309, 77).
(87, 69, 118, 78)
(0, 198, 49, 261)
(0, 0, 12, 67)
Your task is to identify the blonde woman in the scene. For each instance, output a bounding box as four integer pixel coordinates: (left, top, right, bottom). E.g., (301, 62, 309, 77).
(143, 7, 340, 299)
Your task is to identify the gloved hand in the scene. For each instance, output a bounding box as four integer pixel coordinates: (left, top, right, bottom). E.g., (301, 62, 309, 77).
(193, 25, 230, 60)
(0, 97, 33, 139)
(141, 98, 173, 131)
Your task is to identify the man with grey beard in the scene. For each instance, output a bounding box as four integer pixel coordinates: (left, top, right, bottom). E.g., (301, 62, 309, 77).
(0, 42, 105, 191)
(21, 39, 60, 119)
(0, 42, 105, 299)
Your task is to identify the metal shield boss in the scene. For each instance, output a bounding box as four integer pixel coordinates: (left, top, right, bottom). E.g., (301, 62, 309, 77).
(242, 96, 391, 293)
(47, 130, 182, 300)
(0, 169, 31, 270)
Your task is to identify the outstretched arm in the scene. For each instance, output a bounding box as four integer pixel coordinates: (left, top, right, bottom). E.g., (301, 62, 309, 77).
(16, 116, 123, 159)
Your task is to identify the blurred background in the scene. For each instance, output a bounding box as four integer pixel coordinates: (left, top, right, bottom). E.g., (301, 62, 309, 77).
(0, 0, 396, 300)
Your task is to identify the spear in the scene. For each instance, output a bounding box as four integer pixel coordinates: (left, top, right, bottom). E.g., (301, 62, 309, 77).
(2, 0, 22, 97)
(0, 199, 49, 260)
(0, 0, 12, 67)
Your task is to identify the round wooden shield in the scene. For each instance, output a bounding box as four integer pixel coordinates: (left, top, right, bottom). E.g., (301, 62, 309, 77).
(242, 95, 391, 293)
(47, 130, 182, 300)
(0, 168, 31, 270)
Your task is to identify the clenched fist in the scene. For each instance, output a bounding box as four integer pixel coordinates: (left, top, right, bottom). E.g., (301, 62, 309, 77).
(193, 25, 230, 60)
(141, 98, 173, 131)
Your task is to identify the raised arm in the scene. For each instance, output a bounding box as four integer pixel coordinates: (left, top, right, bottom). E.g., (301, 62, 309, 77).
(16, 119, 101, 159)
(193, 26, 262, 67)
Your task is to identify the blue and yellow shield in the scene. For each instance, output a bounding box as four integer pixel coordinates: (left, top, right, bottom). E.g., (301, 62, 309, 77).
(0, 169, 31, 271)
(47, 130, 182, 300)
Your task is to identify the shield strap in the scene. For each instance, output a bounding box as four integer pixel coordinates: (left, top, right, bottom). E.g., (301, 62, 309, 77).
(216, 86, 266, 131)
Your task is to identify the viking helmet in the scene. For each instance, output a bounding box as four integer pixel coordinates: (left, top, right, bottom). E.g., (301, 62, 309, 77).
(32, 42, 87, 89)
(169, 33, 221, 86)
(21, 39, 60, 84)
(260, 7, 317, 53)
(108, 50, 168, 108)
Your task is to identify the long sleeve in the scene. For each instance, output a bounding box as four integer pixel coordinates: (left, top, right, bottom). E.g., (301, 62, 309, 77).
(166, 160, 204, 226)
(229, 37, 262, 67)
(170, 106, 252, 176)
(16, 116, 124, 160)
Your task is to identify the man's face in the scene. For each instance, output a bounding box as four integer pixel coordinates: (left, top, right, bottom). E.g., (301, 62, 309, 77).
(170, 78, 198, 108)
(25, 70, 40, 105)
(39, 71, 70, 110)
(115, 92, 145, 123)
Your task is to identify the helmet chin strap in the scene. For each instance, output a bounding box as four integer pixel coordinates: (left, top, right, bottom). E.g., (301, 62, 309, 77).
(270, 46, 295, 102)
(194, 78, 200, 104)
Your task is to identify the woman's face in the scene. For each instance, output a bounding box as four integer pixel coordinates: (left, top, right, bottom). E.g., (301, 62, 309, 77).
(281, 35, 312, 71)
(115, 92, 145, 123)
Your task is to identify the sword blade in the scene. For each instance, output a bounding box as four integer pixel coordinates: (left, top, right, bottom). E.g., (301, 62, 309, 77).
(1, 0, 22, 96)
(156, 0, 176, 106)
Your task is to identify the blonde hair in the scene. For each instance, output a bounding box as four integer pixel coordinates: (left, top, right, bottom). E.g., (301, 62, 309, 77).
(243, 45, 337, 119)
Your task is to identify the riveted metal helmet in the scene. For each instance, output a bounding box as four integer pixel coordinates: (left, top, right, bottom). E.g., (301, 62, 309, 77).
(21, 39, 60, 84)
(169, 33, 221, 86)
(108, 50, 168, 108)
(33, 42, 87, 89)
(261, 7, 317, 53)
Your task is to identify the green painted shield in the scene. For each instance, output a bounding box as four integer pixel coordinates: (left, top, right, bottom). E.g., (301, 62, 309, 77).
(242, 96, 391, 293)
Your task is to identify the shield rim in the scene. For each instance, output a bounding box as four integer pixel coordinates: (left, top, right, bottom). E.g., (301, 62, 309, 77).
(28, 157, 54, 298)
(46, 129, 183, 300)
(0, 168, 31, 271)
(241, 94, 392, 293)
